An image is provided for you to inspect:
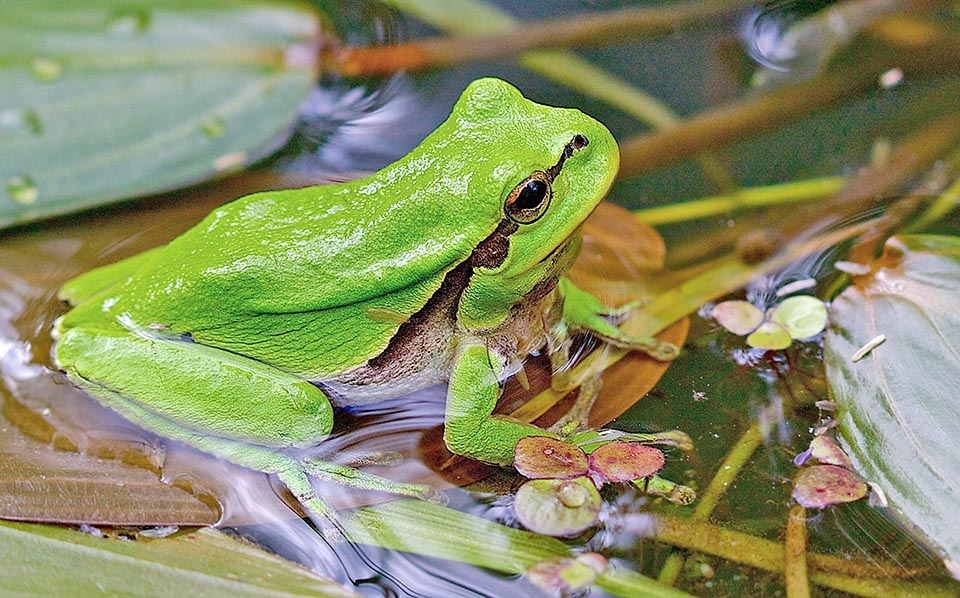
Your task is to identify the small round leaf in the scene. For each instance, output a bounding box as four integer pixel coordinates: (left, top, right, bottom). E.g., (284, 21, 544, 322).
(526, 553, 607, 593)
(712, 301, 764, 335)
(770, 295, 828, 339)
(588, 442, 665, 482)
(746, 321, 793, 350)
(793, 464, 868, 508)
(514, 477, 601, 537)
(514, 436, 589, 480)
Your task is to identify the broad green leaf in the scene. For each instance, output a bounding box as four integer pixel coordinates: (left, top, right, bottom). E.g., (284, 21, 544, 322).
(342, 499, 696, 598)
(0, 521, 358, 597)
(825, 234, 960, 576)
(0, 0, 320, 228)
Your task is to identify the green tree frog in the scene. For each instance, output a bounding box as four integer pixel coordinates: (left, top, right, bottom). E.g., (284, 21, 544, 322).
(52, 78, 675, 518)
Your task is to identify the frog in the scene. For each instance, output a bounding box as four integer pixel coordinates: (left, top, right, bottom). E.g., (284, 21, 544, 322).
(52, 78, 677, 520)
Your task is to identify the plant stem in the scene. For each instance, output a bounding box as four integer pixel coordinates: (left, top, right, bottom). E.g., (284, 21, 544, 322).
(652, 514, 954, 597)
(785, 505, 811, 598)
(328, 0, 754, 76)
(617, 16, 960, 179)
(634, 177, 844, 226)
(657, 422, 764, 585)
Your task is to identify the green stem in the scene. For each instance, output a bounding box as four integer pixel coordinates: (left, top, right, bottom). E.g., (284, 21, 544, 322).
(657, 422, 764, 585)
(653, 514, 955, 597)
(633, 177, 844, 226)
(785, 505, 811, 598)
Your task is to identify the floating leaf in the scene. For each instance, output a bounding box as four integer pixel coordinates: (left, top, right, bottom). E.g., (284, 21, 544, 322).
(770, 295, 828, 339)
(514, 437, 588, 480)
(792, 464, 868, 508)
(825, 234, 960, 573)
(588, 442, 665, 483)
(807, 435, 852, 468)
(712, 300, 764, 335)
(527, 553, 608, 593)
(0, 521, 358, 597)
(0, 0, 321, 228)
(746, 321, 792, 350)
(514, 477, 602, 537)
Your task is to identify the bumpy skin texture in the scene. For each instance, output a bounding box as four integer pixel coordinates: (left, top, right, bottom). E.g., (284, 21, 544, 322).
(53, 78, 623, 514)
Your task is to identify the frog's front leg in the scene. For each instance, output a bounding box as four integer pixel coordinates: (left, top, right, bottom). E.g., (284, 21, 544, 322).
(558, 277, 679, 361)
(53, 325, 437, 519)
(443, 340, 556, 466)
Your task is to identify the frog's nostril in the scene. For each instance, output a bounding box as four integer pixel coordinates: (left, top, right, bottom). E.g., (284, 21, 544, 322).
(572, 134, 588, 150)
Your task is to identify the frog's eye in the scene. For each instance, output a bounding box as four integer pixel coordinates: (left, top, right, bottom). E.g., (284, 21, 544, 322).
(505, 172, 552, 224)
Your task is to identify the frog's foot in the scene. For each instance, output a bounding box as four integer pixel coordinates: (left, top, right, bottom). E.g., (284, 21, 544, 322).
(547, 375, 602, 434)
(639, 474, 696, 506)
(302, 458, 444, 503)
(559, 278, 679, 361)
(444, 342, 558, 466)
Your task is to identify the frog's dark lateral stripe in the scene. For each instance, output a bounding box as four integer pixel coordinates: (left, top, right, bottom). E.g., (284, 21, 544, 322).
(545, 134, 588, 183)
(360, 219, 517, 377)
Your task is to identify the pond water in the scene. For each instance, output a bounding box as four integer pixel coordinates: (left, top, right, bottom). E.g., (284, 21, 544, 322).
(2, 1, 960, 597)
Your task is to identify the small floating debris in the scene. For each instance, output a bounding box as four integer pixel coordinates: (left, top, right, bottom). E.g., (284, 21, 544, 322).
(834, 260, 871, 275)
(851, 334, 886, 362)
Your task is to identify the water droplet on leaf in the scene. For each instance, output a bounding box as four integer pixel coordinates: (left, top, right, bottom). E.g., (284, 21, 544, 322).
(31, 57, 63, 82)
(200, 117, 227, 138)
(6, 175, 38, 204)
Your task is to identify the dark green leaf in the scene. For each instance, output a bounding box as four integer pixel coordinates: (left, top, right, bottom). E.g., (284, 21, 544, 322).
(825, 234, 960, 576)
(0, 521, 358, 597)
(0, 0, 320, 228)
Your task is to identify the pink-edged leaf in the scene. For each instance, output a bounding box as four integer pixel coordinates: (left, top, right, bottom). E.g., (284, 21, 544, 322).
(514, 437, 588, 480)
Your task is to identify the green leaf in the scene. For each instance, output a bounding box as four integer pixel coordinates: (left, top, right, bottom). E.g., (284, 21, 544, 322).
(825, 234, 960, 577)
(342, 499, 696, 598)
(0, 0, 320, 228)
(0, 521, 358, 597)
(769, 295, 827, 340)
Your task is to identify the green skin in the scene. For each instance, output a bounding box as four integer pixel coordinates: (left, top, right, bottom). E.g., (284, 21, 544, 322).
(53, 78, 669, 519)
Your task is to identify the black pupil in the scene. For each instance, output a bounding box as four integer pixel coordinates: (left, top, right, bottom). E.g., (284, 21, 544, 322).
(516, 180, 547, 211)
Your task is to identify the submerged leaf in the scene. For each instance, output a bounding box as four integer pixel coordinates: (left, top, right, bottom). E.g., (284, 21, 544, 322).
(0, 0, 320, 228)
(792, 464, 867, 509)
(825, 234, 960, 573)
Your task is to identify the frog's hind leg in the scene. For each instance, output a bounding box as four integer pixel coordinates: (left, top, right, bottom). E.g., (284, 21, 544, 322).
(53, 325, 439, 520)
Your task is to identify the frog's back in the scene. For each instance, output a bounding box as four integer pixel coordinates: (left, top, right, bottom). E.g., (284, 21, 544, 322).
(60, 78, 603, 378)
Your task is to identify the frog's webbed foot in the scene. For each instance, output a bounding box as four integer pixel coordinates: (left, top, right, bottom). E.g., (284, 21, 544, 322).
(302, 458, 444, 503)
(558, 278, 679, 361)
